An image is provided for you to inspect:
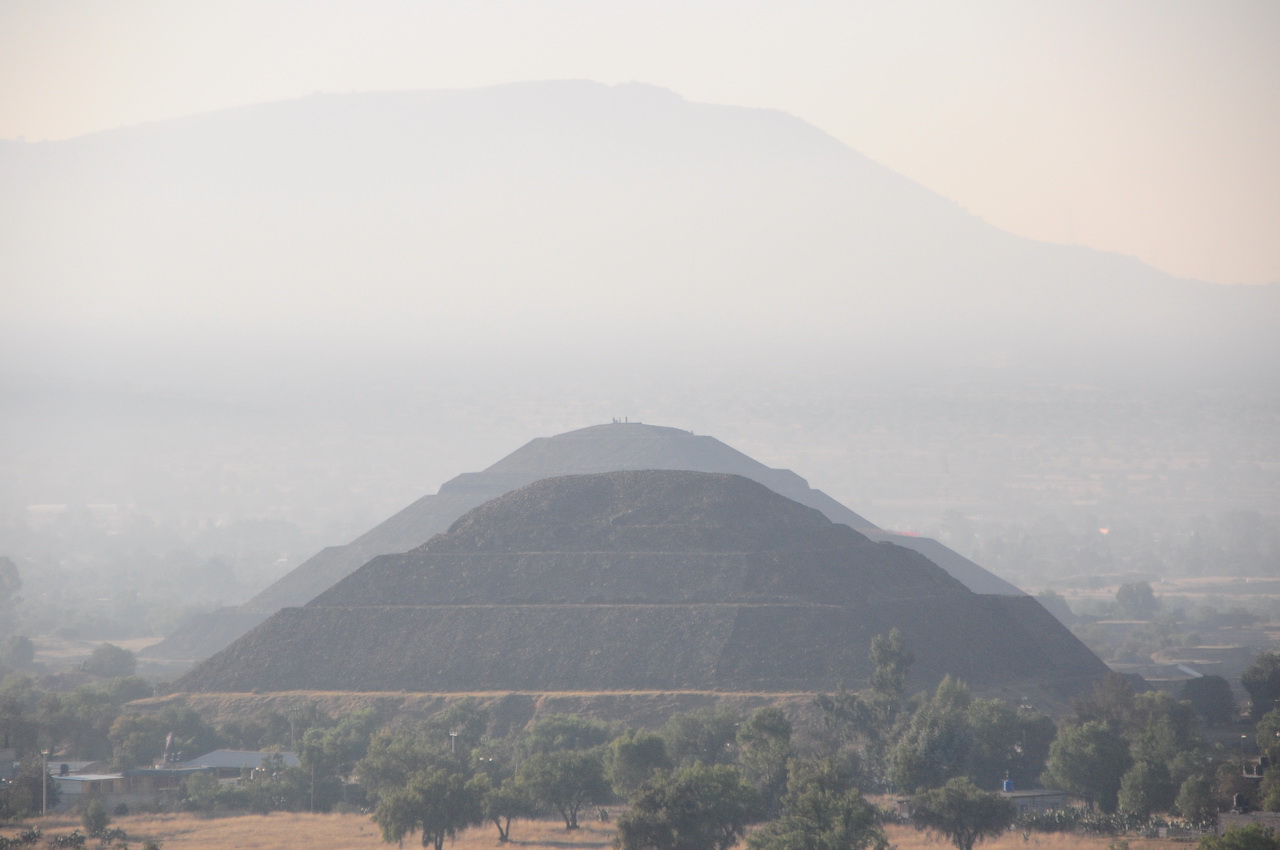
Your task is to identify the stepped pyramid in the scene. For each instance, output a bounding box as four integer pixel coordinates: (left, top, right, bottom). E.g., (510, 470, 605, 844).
(148, 423, 1022, 661)
(177, 470, 1107, 695)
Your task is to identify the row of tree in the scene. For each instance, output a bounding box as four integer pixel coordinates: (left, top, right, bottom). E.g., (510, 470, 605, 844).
(9, 639, 1280, 849)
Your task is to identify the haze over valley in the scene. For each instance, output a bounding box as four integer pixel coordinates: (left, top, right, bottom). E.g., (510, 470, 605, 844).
(1, 81, 1277, 657)
(4, 6, 1280, 845)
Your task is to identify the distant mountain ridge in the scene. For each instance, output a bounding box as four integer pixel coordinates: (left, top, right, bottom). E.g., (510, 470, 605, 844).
(145, 422, 1023, 662)
(2, 80, 1275, 381)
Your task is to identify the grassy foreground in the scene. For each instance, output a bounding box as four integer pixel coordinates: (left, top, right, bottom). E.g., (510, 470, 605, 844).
(5, 813, 1181, 849)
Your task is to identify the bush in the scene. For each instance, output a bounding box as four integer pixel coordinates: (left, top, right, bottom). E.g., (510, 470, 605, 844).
(81, 644, 135, 678)
(0, 636, 35, 670)
(81, 798, 110, 836)
(1199, 823, 1280, 849)
(1016, 807, 1146, 836)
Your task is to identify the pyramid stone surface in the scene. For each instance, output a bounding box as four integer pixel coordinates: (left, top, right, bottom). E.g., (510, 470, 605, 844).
(176, 471, 1107, 695)
(148, 423, 1022, 661)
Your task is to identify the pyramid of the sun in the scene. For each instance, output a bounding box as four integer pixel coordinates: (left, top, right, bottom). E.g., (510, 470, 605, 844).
(148, 423, 1022, 661)
(176, 470, 1107, 695)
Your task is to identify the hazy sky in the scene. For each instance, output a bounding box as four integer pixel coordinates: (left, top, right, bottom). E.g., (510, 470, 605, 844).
(1, 0, 1277, 286)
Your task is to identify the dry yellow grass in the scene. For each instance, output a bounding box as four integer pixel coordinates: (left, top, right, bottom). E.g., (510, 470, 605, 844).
(4, 813, 614, 849)
(4, 814, 1190, 849)
(882, 823, 1174, 849)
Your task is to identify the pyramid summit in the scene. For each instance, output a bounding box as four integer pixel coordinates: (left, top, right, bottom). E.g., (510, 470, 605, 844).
(148, 422, 1025, 662)
(176, 470, 1106, 695)
(147, 422, 1022, 663)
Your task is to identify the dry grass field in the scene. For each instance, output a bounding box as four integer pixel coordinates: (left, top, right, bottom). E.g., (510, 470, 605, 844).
(4, 813, 1186, 850)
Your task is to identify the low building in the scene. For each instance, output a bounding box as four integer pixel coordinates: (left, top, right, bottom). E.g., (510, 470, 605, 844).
(52, 767, 209, 812)
(177, 749, 299, 778)
(52, 773, 126, 810)
(999, 789, 1072, 813)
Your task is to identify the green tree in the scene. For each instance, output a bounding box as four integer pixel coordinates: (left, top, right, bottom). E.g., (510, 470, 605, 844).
(738, 707, 793, 816)
(0, 636, 34, 670)
(243, 753, 311, 814)
(963, 698, 1055, 792)
(1040, 721, 1132, 812)
(1116, 582, 1158, 619)
(524, 713, 615, 755)
(517, 749, 609, 830)
(80, 644, 135, 678)
(1072, 672, 1138, 730)
(1258, 710, 1280, 762)
(1199, 823, 1280, 850)
(1130, 691, 1202, 767)
(616, 763, 760, 850)
(747, 760, 888, 850)
(605, 729, 672, 799)
(909, 777, 1015, 850)
(0, 757, 59, 817)
(44, 685, 127, 761)
(109, 707, 222, 769)
(0, 556, 21, 636)
(810, 633, 920, 791)
(181, 771, 224, 812)
(662, 707, 741, 767)
(1118, 759, 1176, 818)
(869, 628, 915, 711)
(473, 773, 537, 843)
(81, 798, 110, 836)
(422, 698, 490, 755)
(1214, 760, 1259, 814)
(1182, 675, 1237, 727)
(109, 714, 166, 770)
(1243, 652, 1280, 721)
(0, 675, 40, 756)
(890, 676, 972, 794)
(298, 707, 379, 784)
(1260, 766, 1280, 812)
(810, 687, 869, 783)
(372, 766, 481, 850)
(358, 724, 464, 793)
(1176, 774, 1217, 823)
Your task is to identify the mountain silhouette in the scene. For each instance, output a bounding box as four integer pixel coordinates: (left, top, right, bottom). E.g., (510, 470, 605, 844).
(3, 81, 1274, 382)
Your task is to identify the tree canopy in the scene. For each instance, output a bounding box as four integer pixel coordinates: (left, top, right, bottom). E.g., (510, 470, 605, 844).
(1243, 653, 1280, 721)
(1040, 720, 1132, 813)
(662, 707, 741, 768)
(747, 760, 887, 850)
(738, 707, 793, 816)
(1182, 675, 1237, 727)
(1115, 582, 1158, 619)
(615, 763, 761, 850)
(372, 766, 481, 850)
(605, 728, 672, 800)
(910, 777, 1015, 850)
(81, 643, 136, 678)
(517, 749, 609, 830)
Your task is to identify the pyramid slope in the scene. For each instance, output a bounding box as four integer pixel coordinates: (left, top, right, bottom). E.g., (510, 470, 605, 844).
(147, 423, 1021, 662)
(177, 471, 1106, 695)
(246, 493, 493, 610)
